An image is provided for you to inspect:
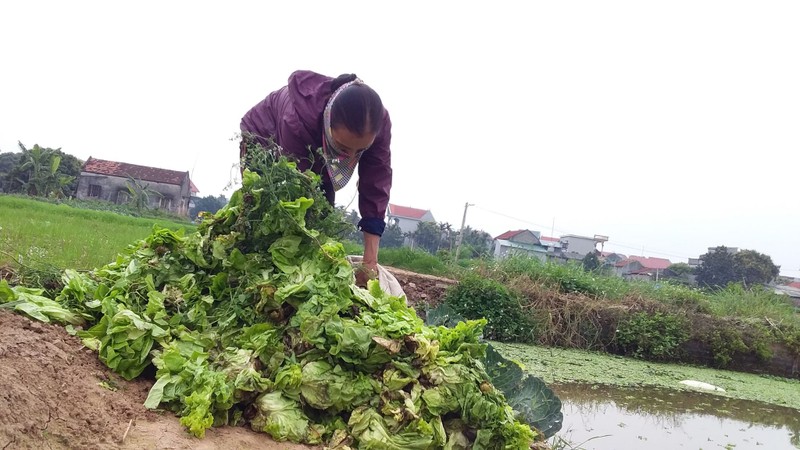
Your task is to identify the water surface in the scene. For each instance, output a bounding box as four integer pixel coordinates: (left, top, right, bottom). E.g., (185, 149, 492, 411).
(553, 383, 800, 449)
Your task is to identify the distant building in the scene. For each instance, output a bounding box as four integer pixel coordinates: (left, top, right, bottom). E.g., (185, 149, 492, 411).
(560, 234, 606, 256)
(615, 256, 672, 280)
(76, 157, 198, 217)
(600, 252, 628, 265)
(774, 282, 800, 307)
(386, 203, 435, 235)
(492, 229, 552, 261)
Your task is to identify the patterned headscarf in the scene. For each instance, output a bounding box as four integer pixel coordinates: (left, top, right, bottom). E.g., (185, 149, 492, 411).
(322, 78, 367, 191)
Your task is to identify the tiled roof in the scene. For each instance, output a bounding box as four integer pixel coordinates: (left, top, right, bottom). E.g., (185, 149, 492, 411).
(387, 203, 430, 220)
(540, 236, 560, 242)
(787, 281, 800, 289)
(495, 230, 526, 240)
(82, 157, 198, 193)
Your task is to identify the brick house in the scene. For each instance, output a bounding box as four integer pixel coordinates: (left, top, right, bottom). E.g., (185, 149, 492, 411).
(75, 157, 199, 217)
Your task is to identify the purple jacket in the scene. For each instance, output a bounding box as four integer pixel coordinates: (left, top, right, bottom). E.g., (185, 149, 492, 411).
(240, 70, 392, 236)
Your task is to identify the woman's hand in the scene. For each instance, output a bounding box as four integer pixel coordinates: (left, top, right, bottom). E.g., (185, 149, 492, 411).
(356, 232, 381, 288)
(355, 261, 378, 288)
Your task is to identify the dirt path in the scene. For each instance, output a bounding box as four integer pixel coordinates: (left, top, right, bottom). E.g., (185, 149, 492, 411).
(383, 266, 456, 308)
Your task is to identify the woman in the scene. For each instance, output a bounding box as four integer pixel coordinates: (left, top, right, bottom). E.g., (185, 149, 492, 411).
(240, 70, 392, 286)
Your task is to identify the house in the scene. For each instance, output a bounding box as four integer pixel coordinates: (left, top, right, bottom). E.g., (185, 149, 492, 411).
(492, 230, 553, 261)
(615, 256, 672, 280)
(386, 203, 435, 235)
(75, 157, 199, 217)
(560, 234, 607, 256)
(774, 282, 800, 307)
(600, 252, 627, 265)
(540, 236, 564, 252)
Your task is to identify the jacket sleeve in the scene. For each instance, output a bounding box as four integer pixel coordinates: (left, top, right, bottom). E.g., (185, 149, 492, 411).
(240, 86, 319, 170)
(357, 112, 393, 236)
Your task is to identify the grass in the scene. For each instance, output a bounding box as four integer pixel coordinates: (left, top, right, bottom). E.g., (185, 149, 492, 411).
(489, 255, 799, 327)
(0, 194, 195, 271)
(377, 247, 451, 276)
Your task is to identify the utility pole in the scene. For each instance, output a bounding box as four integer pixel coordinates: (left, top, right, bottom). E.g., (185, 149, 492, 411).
(454, 202, 474, 262)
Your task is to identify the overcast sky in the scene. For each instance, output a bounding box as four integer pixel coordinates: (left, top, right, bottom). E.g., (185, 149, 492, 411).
(1, 1, 798, 278)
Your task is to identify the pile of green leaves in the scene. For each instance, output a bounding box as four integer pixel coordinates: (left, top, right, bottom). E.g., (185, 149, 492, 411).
(2, 144, 544, 448)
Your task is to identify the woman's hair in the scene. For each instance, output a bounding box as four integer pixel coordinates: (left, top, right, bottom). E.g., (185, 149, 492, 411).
(330, 73, 384, 136)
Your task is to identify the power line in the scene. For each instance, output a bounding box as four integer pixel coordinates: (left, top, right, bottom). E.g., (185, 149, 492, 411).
(472, 204, 697, 261)
(468, 204, 799, 276)
(472, 205, 568, 236)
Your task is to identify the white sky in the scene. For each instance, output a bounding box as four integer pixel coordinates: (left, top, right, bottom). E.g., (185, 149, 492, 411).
(1, 1, 798, 278)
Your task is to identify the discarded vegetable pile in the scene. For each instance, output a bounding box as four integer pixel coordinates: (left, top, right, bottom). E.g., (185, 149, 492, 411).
(0, 145, 546, 448)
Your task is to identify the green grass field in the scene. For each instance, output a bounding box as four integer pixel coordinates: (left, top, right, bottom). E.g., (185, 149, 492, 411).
(0, 195, 195, 271)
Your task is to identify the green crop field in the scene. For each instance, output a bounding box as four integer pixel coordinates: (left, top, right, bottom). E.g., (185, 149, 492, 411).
(0, 195, 195, 271)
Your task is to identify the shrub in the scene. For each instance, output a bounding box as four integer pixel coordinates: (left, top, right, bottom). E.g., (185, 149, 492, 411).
(709, 328, 748, 368)
(444, 276, 538, 342)
(615, 312, 689, 360)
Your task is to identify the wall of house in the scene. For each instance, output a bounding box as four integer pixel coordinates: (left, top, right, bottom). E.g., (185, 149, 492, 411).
(493, 240, 547, 262)
(510, 231, 540, 245)
(76, 173, 191, 216)
(615, 260, 643, 276)
(561, 236, 598, 256)
(390, 216, 422, 235)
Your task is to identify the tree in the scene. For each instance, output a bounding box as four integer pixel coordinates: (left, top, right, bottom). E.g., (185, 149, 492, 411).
(125, 177, 162, 213)
(733, 249, 779, 287)
(667, 262, 694, 276)
(438, 222, 455, 252)
(459, 226, 492, 258)
(380, 222, 405, 248)
(190, 194, 229, 218)
(411, 221, 442, 254)
(4, 143, 81, 197)
(0, 152, 21, 191)
(582, 251, 601, 271)
(695, 246, 738, 289)
(54, 150, 83, 195)
(695, 246, 779, 289)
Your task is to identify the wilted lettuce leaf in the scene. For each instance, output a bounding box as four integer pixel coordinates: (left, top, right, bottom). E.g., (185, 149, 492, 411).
(425, 304, 563, 439)
(250, 391, 310, 443)
(1, 282, 86, 326)
(300, 361, 378, 412)
(348, 406, 437, 450)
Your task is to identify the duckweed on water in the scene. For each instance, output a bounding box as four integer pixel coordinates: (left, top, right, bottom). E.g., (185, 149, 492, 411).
(491, 341, 800, 410)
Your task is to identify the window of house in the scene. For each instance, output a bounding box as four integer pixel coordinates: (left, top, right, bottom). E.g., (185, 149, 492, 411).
(116, 191, 130, 204)
(159, 197, 172, 210)
(88, 184, 102, 198)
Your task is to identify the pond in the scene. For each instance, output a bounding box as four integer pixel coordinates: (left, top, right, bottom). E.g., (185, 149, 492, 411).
(552, 383, 800, 449)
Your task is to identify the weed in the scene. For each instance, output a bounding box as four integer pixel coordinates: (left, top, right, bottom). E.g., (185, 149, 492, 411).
(615, 312, 689, 360)
(709, 328, 748, 368)
(377, 247, 450, 276)
(444, 275, 538, 342)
